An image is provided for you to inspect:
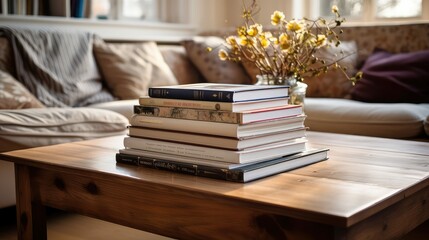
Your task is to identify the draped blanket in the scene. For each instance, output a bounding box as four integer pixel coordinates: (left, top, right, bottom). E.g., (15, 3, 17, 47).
(0, 26, 114, 107)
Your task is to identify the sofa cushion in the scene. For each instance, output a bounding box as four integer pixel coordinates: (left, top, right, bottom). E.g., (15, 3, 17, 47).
(182, 36, 252, 84)
(425, 115, 429, 137)
(1, 27, 114, 107)
(350, 49, 429, 103)
(0, 108, 128, 152)
(305, 98, 429, 138)
(94, 40, 178, 100)
(0, 70, 45, 109)
(158, 45, 205, 85)
(88, 99, 139, 120)
(304, 41, 359, 98)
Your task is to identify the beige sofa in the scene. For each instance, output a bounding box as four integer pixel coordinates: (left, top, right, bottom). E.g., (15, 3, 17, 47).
(1, 23, 429, 208)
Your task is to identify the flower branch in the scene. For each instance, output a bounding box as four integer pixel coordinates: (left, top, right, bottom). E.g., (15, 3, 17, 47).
(218, 0, 362, 85)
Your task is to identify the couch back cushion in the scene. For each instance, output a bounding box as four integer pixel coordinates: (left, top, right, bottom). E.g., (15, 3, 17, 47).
(304, 41, 359, 98)
(94, 40, 178, 100)
(158, 45, 206, 85)
(182, 36, 252, 84)
(339, 23, 429, 64)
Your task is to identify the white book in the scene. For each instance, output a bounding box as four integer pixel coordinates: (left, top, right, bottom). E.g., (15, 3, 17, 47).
(133, 104, 302, 124)
(123, 136, 307, 164)
(129, 114, 306, 138)
(128, 126, 307, 150)
(138, 96, 290, 112)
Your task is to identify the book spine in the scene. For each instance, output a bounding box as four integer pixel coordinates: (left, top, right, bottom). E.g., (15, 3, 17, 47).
(148, 88, 236, 102)
(116, 153, 244, 182)
(139, 98, 233, 111)
(133, 105, 241, 124)
(123, 137, 239, 162)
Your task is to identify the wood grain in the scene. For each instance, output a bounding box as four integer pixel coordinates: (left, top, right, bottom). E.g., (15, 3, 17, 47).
(15, 165, 46, 240)
(1, 132, 429, 239)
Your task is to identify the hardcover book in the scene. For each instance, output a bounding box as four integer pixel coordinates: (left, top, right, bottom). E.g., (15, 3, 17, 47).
(116, 148, 329, 182)
(129, 114, 306, 138)
(138, 96, 290, 112)
(128, 126, 307, 150)
(123, 136, 307, 164)
(133, 104, 302, 124)
(148, 83, 289, 102)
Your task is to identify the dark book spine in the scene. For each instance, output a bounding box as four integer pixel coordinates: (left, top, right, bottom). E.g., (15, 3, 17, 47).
(148, 88, 235, 102)
(115, 153, 245, 182)
(115, 153, 139, 165)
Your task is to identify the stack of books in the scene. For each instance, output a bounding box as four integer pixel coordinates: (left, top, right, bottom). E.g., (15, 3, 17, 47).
(116, 83, 329, 182)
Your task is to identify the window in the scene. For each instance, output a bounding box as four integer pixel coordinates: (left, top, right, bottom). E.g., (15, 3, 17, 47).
(306, 0, 427, 21)
(376, 0, 422, 18)
(121, 0, 157, 20)
(91, 0, 189, 23)
(318, 0, 363, 18)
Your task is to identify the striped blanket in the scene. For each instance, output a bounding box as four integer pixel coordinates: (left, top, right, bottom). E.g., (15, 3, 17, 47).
(0, 26, 114, 107)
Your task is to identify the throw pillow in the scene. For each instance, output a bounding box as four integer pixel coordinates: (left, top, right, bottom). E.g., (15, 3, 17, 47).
(158, 45, 205, 85)
(304, 41, 359, 98)
(94, 40, 178, 100)
(182, 36, 252, 85)
(2, 28, 114, 107)
(0, 70, 45, 109)
(350, 49, 429, 103)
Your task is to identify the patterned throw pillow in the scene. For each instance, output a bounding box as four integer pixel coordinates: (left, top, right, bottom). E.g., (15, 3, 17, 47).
(182, 36, 252, 85)
(0, 70, 45, 109)
(94, 40, 178, 100)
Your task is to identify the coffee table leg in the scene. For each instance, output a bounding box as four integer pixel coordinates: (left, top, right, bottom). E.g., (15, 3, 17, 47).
(15, 164, 47, 240)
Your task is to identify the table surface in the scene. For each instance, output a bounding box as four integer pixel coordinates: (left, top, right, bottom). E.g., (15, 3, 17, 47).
(2, 131, 429, 239)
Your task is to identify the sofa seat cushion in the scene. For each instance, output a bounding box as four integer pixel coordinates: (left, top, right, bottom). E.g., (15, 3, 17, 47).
(0, 108, 128, 152)
(88, 99, 139, 120)
(305, 98, 429, 139)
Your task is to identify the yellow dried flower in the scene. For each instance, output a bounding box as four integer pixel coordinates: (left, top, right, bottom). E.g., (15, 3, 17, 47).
(259, 34, 271, 48)
(239, 36, 254, 47)
(218, 49, 228, 61)
(271, 11, 285, 26)
(247, 24, 262, 37)
(286, 20, 303, 32)
(226, 36, 238, 47)
(313, 34, 327, 48)
(279, 33, 290, 50)
(237, 26, 246, 37)
(332, 5, 339, 13)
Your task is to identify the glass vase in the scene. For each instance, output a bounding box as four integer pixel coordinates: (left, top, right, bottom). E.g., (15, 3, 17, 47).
(255, 74, 308, 107)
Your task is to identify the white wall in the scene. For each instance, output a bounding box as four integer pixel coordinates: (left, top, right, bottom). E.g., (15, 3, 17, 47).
(192, 0, 292, 33)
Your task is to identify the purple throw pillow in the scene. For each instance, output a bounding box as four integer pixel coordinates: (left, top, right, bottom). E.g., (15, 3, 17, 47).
(350, 49, 429, 103)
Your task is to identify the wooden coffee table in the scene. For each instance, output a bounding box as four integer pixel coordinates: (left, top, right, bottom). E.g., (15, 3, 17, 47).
(1, 131, 429, 240)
